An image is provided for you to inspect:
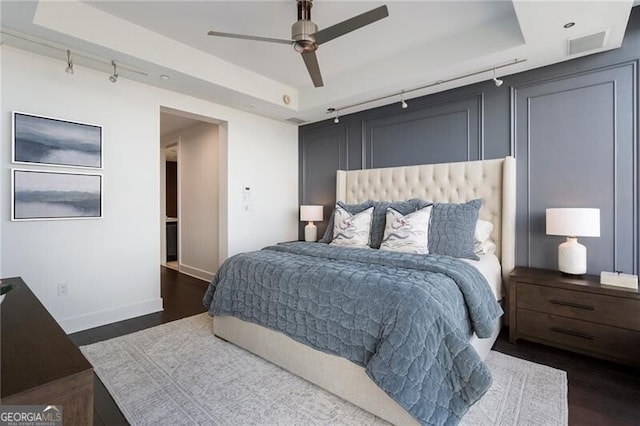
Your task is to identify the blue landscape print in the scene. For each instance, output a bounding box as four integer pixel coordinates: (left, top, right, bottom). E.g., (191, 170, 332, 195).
(13, 170, 102, 220)
(14, 112, 102, 168)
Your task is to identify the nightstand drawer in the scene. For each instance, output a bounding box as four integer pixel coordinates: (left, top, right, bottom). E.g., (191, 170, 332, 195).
(517, 310, 640, 363)
(516, 282, 640, 331)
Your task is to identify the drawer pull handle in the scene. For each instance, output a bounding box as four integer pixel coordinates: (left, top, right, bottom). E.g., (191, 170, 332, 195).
(550, 327, 595, 340)
(550, 300, 595, 310)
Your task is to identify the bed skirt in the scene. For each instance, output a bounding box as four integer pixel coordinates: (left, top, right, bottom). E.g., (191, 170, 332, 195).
(213, 314, 502, 425)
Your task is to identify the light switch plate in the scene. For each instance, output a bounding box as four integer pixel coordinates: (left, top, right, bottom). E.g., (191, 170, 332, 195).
(600, 271, 638, 290)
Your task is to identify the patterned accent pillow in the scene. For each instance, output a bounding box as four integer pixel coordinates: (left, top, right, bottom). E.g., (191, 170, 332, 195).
(330, 206, 374, 248)
(380, 206, 433, 254)
(319, 200, 374, 243)
(428, 199, 482, 260)
(369, 199, 431, 249)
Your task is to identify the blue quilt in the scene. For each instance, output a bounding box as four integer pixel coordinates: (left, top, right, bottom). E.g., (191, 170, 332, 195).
(203, 242, 502, 425)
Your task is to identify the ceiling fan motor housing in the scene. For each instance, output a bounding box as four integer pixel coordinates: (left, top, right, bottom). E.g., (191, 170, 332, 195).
(292, 20, 318, 52)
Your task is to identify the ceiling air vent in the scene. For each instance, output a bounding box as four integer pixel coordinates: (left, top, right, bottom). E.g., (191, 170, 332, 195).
(568, 30, 608, 56)
(286, 117, 307, 125)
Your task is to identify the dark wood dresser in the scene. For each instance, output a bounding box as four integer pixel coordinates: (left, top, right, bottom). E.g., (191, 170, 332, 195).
(1, 277, 94, 424)
(509, 267, 640, 366)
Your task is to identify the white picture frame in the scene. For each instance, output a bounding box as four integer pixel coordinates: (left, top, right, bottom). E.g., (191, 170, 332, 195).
(11, 168, 103, 221)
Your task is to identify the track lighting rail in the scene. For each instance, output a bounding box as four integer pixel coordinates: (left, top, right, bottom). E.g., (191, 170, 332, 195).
(328, 58, 526, 119)
(1, 29, 149, 77)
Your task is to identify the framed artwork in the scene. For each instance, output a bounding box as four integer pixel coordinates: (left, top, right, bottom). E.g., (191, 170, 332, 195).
(12, 111, 103, 169)
(11, 169, 103, 221)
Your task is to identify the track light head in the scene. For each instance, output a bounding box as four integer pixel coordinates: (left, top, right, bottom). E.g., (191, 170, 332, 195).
(65, 50, 74, 74)
(109, 60, 119, 83)
(328, 107, 339, 124)
(492, 67, 503, 87)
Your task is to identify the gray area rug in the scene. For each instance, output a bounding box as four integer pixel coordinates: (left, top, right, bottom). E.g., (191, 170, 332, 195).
(81, 314, 568, 425)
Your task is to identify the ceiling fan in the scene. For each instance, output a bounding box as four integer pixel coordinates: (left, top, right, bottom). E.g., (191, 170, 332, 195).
(207, 0, 389, 88)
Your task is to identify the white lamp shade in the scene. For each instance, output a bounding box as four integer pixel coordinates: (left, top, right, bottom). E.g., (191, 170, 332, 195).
(546, 208, 600, 237)
(300, 205, 323, 222)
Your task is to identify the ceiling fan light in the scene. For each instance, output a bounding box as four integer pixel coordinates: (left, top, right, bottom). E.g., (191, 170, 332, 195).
(294, 40, 316, 53)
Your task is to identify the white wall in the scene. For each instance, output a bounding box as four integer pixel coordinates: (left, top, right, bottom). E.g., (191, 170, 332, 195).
(225, 122, 300, 256)
(179, 123, 219, 281)
(0, 46, 299, 333)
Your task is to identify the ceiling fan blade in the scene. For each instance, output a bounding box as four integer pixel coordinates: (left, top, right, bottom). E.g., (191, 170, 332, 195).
(207, 30, 292, 45)
(313, 5, 389, 46)
(301, 51, 324, 87)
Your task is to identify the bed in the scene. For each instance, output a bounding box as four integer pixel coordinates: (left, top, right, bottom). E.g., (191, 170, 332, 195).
(205, 157, 516, 425)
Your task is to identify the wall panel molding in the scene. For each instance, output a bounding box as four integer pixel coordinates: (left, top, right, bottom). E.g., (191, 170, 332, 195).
(361, 93, 484, 169)
(510, 59, 639, 155)
(512, 61, 637, 275)
(299, 123, 348, 238)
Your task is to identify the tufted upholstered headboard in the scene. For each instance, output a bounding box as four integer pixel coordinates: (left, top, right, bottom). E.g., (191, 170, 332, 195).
(335, 157, 516, 284)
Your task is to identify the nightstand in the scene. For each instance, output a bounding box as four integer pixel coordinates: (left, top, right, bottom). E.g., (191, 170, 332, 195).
(509, 267, 640, 366)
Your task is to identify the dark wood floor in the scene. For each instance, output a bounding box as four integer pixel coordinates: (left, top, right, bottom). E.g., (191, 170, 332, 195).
(70, 267, 640, 426)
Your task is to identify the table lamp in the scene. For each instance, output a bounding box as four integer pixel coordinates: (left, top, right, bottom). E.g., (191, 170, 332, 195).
(300, 205, 323, 242)
(546, 208, 600, 275)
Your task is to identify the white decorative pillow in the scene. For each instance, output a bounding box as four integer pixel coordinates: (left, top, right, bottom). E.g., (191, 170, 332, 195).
(475, 219, 494, 244)
(330, 206, 374, 248)
(474, 219, 496, 256)
(379, 206, 432, 254)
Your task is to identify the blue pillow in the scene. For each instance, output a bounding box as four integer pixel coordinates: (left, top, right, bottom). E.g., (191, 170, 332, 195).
(319, 200, 375, 243)
(428, 199, 481, 260)
(369, 199, 430, 249)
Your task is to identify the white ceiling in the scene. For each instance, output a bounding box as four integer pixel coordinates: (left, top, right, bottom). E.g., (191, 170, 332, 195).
(0, 1, 635, 124)
(160, 112, 203, 138)
(89, 1, 520, 88)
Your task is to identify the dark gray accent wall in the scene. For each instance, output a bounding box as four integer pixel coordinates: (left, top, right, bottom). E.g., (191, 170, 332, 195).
(362, 94, 483, 168)
(297, 124, 347, 239)
(513, 62, 637, 275)
(299, 8, 640, 276)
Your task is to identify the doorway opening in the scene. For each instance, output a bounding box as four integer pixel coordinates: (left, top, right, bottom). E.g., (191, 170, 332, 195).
(164, 142, 179, 271)
(160, 107, 228, 281)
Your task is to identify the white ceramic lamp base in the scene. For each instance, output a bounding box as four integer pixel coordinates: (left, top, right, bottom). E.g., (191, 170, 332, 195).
(558, 237, 587, 275)
(304, 222, 318, 242)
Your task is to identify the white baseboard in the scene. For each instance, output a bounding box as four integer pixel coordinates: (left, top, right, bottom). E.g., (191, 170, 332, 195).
(179, 263, 214, 282)
(61, 297, 164, 334)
